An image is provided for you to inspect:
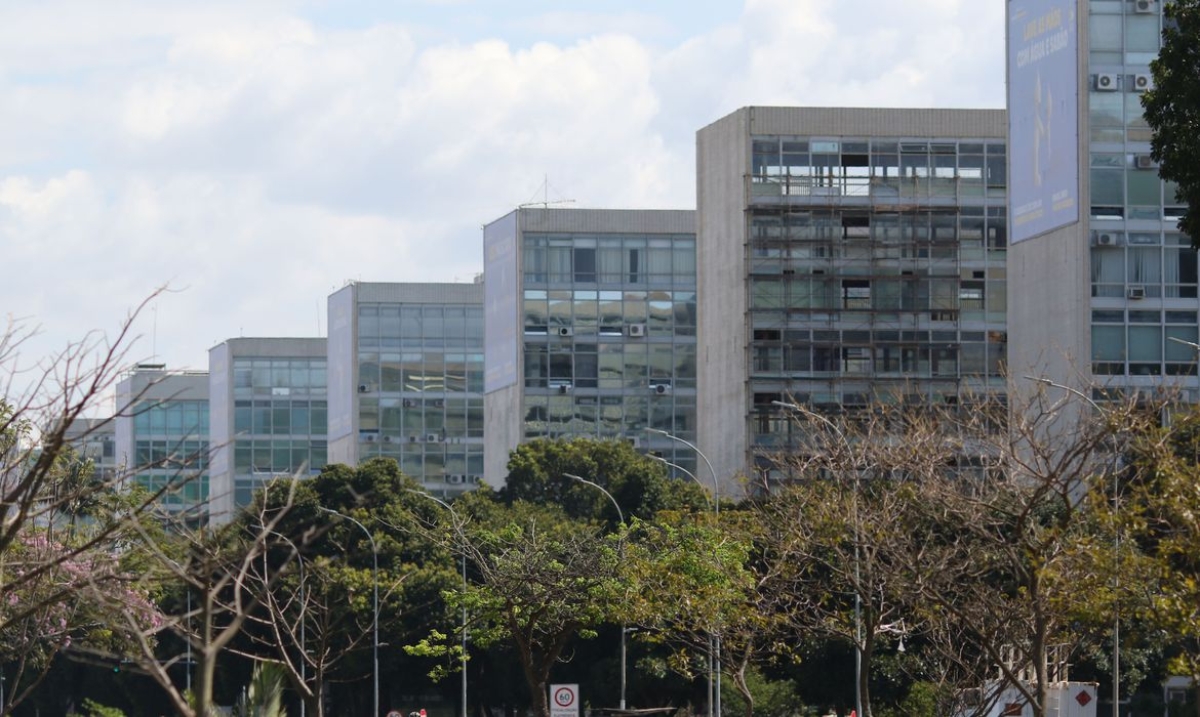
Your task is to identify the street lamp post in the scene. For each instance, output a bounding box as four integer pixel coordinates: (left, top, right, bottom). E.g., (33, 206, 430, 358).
(643, 428, 721, 717)
(1025, 375, 1121, 716)
(405, 490, 469, 717)
(773, 400, 863, 717)
(319, 507, 378, 717)
(563, 473, 629, 710)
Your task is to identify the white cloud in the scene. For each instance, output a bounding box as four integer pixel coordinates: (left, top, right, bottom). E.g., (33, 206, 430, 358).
(0, 0, 1006, 394)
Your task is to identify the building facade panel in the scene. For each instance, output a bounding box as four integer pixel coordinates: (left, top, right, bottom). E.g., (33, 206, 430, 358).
(327, 281, 486, 494)
(698, 107, 1009, 495)
(483, 207, 699, 485)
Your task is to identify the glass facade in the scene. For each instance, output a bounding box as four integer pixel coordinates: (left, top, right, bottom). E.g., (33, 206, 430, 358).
(356, 302, 485, 486)
(520, 231, 698, 473)
(132, 398, 210, 511)
(229, 357, 328, 508)
(1088, 0, 1197, 379)
(749, 135, 1009, 450)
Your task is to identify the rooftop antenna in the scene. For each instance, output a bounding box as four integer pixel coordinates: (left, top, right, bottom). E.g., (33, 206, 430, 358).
(519, 174, 575, 209)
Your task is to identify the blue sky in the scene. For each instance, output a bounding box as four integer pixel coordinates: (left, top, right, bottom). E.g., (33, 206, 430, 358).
(0, 0, 1005, 409)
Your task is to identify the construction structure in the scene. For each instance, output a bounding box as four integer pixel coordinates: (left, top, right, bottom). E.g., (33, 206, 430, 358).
(695, 107, 1009, 492)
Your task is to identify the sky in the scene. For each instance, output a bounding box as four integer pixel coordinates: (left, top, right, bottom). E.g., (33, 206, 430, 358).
(0, 0, 1005, 404)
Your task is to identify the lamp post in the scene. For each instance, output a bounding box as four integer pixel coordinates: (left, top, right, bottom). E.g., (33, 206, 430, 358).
(319, 507, 378, 717)
(405, 490, 469, 717)
(773, 400, 862, 717)
(563, 473, 630, 710)
(643, 428, 720, 717)
(1025, 375, 1120, 716)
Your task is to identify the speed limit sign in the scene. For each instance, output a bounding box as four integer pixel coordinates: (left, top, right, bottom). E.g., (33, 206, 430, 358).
(550, 684, 579, 717)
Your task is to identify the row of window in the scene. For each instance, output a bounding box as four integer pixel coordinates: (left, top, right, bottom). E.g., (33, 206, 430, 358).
(358, 397, 484, 437)
(523, 342, 697, 389)
(357, 354, 484, 394)
(133, 401, 209, 436)
(134, 474, 208, 505)
(233, 400, 328, 436)
(750, 344, 1004, 378)
(751, 277, 1007, 314)
(523, 291, 697, 333)
(522, 234, 696, 286)
(232, 440, 328, 475)
(135, 440, 210, 469)
(750, 208, 1008, 244)
(232, 359, 327, 392)
(1091, 243, 1199, 297)
(522, 394, 695, 442)
(357, 304, 485, 345)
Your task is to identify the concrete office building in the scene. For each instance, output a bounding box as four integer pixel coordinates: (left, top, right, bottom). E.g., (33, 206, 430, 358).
(208, 338, 328, 524)
(327, 282, 485, 492)
(1006, 0, 1196, 399)
(114, 364, 210, 519)
(696, 107, 1010, 492)
(482, 208, 698, 486)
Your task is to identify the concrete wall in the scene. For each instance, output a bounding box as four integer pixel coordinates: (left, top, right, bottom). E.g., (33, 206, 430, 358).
(1006, 4, 1092, 401)
(326, 284, 358, 466)
(696, 109, 753, 496)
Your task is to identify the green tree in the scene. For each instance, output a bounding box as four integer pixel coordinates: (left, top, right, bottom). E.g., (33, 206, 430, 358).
(412, 493, 623, 717)
(500, 437, 709, 524)
(1142, 0, 1200, 245)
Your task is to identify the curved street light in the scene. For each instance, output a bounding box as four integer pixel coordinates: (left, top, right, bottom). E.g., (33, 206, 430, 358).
(562, 473, 630, 710)
(405, 490, 469, 717)
(773, 399, 863, 717)
(318, 507, 378, 717)
(641, 428, 721, 717)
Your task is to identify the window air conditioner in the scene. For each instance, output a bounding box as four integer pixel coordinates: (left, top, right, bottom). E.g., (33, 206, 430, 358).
(1134, 0, 1154, 13)
(1127, 285, 1146, 300)
(557, 326, 574, 337)
(358, 384, 370, 393)
(1134, 73, 1154, 92)
(1135, 154, 1156, 170)
(1092, 231, 1119, 246)
(1094, 73, 1119, 91)
(363, 433, 378, 443)
(651, 383, 672, 395)
(446, 474, 464, 485)
(425, 433, 441, 443)
(627, 323, 647, 337)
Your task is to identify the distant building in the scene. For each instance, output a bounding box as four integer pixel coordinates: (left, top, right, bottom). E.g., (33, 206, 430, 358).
(482, 207, 698, 485)
(114, 364, 210, 520)
(208, 337, 328, 524)
(695, 107, 1009, 493)
(1005, 0, 1197, 404)
(63, 417, 118, 483)
(326, 282, 485, 493)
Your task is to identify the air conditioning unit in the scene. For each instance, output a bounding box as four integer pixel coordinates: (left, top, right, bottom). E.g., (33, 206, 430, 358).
(556, 383, 572, 394)
(1133, 73, 1154, 92)
(402, 398, 415, 408)
(1128, 285, 1146, 300)
(1134, 0, 1154, 13)
(363, 433, 378, 443)
(358, 384, 370, 393)
(468, 475, 482, 484)
(1094, 73, 1119, 91)
(1092, 231, 1120, 246)
(382, 435, 393, 443)
(425, 433, 441, 443)
(626, 436, 642, 449)
(650, 383, 672, 395)
(556, 326, 574, 337)
(627, 323, 647, 338)
(1136, 154, 1157, 169)
(446, 474, 465, 485)
(408, 435, 419, 443)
